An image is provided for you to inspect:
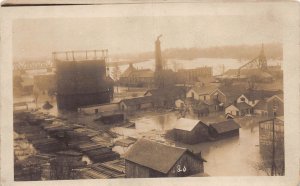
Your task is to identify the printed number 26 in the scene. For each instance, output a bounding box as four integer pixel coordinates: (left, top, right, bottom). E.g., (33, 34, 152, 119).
(177, 165, 187, 172)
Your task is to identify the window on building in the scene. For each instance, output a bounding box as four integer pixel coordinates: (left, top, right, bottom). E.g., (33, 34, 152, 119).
(204, 95, 206, 100)
(95, 109, 98, 114)
(240, 97, 245, 102)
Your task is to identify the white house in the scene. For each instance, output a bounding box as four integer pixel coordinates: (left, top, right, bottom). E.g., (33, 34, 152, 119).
(236, 94, 259, 107)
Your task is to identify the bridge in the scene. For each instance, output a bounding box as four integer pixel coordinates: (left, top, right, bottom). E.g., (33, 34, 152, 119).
(237, 44, 268, 79)
(13, 49, 149, 72)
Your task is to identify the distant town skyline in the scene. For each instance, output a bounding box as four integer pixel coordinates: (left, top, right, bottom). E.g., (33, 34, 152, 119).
(13, 15, 282, 62)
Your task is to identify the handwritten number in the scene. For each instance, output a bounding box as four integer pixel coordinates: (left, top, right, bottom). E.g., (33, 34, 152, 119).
(176, 165, 187, 172)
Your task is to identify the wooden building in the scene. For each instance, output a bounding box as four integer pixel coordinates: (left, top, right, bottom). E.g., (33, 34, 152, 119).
(176, 67, 213, 84)
(173, 118, 209, 144)
(253, 94, 283, 117)
(225, 102, 252, 116)
(208, 120, 241, 139)
(236, 89, 283, 107)
(120, 96, 154, 112)
(258, 117, 284, 175)
(124, 139, 206, 178)
(144, 86, 187, 108)
(55, 51, 113, 111)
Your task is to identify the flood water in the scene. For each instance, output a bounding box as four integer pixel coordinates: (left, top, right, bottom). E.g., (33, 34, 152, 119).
(113, 58, 282, 76)
(112, 112, 267, 176)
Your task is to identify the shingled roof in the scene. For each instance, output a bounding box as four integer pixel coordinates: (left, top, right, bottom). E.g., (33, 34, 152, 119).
(209, 120, 240, 134)
(124, 139, 205, 174)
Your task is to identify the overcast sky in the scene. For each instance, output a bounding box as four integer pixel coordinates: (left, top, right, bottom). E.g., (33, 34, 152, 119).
(13, 15, 282, 61)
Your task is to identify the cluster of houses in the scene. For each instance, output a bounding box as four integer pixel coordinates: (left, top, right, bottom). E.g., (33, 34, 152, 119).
(185, 84, 283, 119)
(122, 116, 241, 178)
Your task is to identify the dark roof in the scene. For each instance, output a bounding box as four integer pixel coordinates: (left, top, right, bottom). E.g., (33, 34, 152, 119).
(243, 90, 283, 101)
(209, 120, 240, 134)
(120, 64, 136, 78)
(266, 94, 284, 102)
(120, 96, 153, 106)
(217, 85, 248, 104)
(235, 102, 252, 110)
(254, 100, 267, 110)
(124, 139, 204, 174)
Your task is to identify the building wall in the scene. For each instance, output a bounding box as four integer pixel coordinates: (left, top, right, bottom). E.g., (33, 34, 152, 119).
(210, 90, 226, 104)
(225, 105, 239, 116)
(57, 92, 111, 110)
(254, 109, 268, 116)
(237, 95, 258, 107)
(186, 89, 199, 100)
(56, 60, 112, 110)
(125, 160, 150, 178)
(78, 103, 120, 114)
(174, 124, 209, 144)
(267, 97, 284, 117)
(168, 153, 204, 177)
(209, 127, 239, 139)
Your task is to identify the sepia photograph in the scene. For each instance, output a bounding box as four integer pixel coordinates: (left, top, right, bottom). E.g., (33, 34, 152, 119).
(1, 1, 299, 186)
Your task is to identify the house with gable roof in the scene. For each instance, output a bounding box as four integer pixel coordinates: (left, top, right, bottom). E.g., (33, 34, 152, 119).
(124, 139, 206, 178)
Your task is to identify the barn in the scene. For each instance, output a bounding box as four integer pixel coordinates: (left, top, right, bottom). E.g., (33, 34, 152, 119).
(208, 120, 241, 139)
(173, 118, 209, 144)
(124, 139, 206, 178)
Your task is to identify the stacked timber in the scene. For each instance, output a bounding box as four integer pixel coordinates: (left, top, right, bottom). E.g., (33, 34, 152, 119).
(76, 159, 125, 179)
(14, 156, 43, 181)
(78, 142, 119, 163)
(30, 138, 64, 153)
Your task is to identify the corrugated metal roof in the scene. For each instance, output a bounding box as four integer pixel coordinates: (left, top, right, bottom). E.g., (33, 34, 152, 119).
(174, 118, 204, 131)
(209, 120, 240, 134)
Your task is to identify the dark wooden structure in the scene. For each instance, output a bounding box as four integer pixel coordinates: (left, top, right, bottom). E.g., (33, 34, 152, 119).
(173, 118, 209, 144)
(124, 139, 206, 178)
(55, 50, 113, 110)
(208, 120, 240, 139)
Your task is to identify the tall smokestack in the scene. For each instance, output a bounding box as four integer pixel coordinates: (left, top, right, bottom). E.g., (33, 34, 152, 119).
(155, 35, 163, 72)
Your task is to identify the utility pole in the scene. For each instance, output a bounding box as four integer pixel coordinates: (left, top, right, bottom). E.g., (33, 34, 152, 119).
(271, 111, 277, 176)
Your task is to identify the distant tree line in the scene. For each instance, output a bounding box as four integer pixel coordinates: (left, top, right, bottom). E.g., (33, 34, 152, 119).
(113, 43, 283, 61)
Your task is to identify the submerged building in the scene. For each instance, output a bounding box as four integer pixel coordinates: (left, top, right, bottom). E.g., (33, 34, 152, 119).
(55, 50, 113, 110)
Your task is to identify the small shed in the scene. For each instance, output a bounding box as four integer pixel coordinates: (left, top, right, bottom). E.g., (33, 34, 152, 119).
(209, 120, 241, 139)
(124, 139, 206, 178)
(173, 118, 209, 144)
